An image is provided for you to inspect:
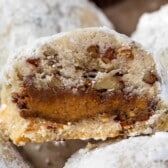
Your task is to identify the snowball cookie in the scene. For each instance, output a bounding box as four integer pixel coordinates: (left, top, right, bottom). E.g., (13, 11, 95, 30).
(0, 0, 113, 78)
(64, 132, 168, 168)
(0, 130, 29, 168)
(132, 5, 168, 71)
(1, 27, 168, 145)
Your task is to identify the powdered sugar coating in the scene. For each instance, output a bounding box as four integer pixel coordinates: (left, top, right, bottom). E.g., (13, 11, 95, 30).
(132, 4, 168, 103)
(64, 132, 168, 168)
(132, 5, 168, 54)
(0, 133, 29, 168)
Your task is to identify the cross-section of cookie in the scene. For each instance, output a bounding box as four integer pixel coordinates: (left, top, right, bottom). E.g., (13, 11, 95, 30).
(1, 27, 168, 145)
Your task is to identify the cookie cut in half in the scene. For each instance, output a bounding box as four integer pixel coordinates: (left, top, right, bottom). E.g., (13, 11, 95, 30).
(1, 27, 168, 145)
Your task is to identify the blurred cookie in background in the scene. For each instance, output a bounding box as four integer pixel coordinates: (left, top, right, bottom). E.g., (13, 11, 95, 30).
(102, 0, 168, 35)
(132, 4, 168, 90)
(90, 0, 124, 8)
(64, 132, 168, 168)
(132, 4, 168, 55)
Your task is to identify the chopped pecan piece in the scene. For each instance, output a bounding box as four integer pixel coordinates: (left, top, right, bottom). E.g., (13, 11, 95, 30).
(26, 58, 40, 67)
(117, 47, 133, 59)
(87, 45, 99, 58)
(143, 71, 158, 84)
(102, 47, 116, 64)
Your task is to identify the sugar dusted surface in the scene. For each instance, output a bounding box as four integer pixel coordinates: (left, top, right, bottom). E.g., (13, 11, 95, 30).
(0, 132, 29, 168)
(132, 4, 168, 103)
(64, 132, 168, 168)
(132, 4, 168, 55)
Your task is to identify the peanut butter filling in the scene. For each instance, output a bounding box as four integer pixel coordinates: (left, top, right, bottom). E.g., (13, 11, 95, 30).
(11, 80, 157, 125)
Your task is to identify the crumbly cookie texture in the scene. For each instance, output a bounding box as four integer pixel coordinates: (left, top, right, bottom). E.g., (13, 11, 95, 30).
(64, 132, 168, 168)
(0, 0, 113, 84)
(0, 131, 29, 168)
(1, 27, 168, 145)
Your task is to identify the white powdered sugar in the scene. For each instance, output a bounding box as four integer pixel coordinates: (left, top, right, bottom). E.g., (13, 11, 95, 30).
(64, 132, 168, 168)
(0, 104, 7, 112)
(132, 4, 168, 103)
(132, 4, 168, 54)
(0, 134, 29, 168)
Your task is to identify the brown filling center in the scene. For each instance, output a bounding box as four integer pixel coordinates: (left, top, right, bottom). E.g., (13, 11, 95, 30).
(11, 81, 157, 125)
